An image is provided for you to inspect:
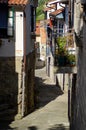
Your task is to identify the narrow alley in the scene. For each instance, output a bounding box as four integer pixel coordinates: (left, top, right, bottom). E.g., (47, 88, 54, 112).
(2, 67, 70, 130)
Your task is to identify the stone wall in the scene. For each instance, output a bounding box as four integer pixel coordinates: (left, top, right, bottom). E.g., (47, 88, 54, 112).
(0, 57, 22, 120)
(24, 50, 36, 116)
(71, 2, 86, 130)
(0, 50, 36, 120)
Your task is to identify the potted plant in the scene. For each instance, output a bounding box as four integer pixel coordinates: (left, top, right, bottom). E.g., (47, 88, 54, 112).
(56, 36, 67, 66)
(67, 54, 76, 66)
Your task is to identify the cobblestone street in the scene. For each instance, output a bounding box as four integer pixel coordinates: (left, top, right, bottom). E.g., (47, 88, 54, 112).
(0, 67, 69, 130)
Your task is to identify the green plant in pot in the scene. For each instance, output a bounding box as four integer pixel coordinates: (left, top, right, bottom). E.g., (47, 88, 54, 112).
(57, 36, 67, 66)
(67, 54, 76, 66)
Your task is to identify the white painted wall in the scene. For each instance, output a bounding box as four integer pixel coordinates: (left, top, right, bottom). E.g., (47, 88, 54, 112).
(0, 11, 24, 57)
(0, 3, 36, 57)
(47, 9, 55, 19)
(15, 11, 24, 56)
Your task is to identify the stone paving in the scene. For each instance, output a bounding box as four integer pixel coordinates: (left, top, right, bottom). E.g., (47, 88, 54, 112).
(0, 67, 70, 130)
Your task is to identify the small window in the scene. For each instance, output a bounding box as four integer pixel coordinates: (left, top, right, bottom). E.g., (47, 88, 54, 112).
(0, 5, 8, 38)
(30, 6, 36, 32)
(0, 5, 14, 38)
(59, 22, 63, 36)
(7, 7, 14, 36)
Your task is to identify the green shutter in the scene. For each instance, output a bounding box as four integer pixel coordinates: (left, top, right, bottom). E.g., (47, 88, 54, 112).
(7, 7, 14, 36)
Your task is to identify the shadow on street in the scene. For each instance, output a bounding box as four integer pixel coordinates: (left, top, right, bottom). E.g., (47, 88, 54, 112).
(35, 76, 64, 109)
(0, 121, 18, 130)
(28, 124, 69, 130)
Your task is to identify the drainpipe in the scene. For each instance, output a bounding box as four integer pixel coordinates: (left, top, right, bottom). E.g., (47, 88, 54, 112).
(22, 10, 26, 117)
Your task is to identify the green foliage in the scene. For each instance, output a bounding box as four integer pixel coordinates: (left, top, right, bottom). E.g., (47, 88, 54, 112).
(36, 6, 44, 21)
(67, 54, 76, 65)
(56, 36, 76, 66)
(57, 36, 67, 55)
(36, 0, 48, 21)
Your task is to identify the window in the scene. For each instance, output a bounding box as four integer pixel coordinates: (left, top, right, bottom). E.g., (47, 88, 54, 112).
(8, 7, 14, 36)
(30, 6, 36, 32)
(0, 5, 14, 38)
(59, 22, 63, 36)
(0, 5, 8, 38)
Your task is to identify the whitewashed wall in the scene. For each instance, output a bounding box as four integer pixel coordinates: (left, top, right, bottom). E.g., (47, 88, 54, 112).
(15, 11, 24, 56)
(0, 3, 36, 57)
(0, 11, 24, 57)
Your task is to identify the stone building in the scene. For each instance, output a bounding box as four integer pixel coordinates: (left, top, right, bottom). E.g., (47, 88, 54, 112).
(35, 20, 46, 69)
(0, 0, 38, 120)
(71, 0, 86, 129)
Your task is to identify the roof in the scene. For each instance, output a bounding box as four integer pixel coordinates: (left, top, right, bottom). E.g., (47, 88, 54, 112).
(47, 0, 68, 4)
(49, 8, 64, 16)
(8, 0, 29, 5)
(0, 0, 29, 5)
(43, 4, 56, 12)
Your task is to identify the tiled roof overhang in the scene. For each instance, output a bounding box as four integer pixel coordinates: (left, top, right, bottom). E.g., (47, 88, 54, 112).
(0, 0, 29, 6)
(49, 8, 64, 17)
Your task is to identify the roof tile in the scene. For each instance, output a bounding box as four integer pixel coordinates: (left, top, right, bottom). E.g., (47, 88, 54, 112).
(8, 0, 28, 5)
(0, 0, 29, 5)
(50, 8, 64, 16)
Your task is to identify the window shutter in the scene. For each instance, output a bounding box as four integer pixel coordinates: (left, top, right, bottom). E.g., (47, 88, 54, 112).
(7, 7, 14, 36)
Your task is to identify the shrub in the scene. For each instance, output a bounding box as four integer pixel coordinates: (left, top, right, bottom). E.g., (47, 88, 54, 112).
(56, 36, 76, 67)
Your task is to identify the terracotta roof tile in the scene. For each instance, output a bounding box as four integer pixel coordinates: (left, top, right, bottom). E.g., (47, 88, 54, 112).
(0, 0, 29, 5)
(50, 8, 64, 16)
(8, 0, 28, 5)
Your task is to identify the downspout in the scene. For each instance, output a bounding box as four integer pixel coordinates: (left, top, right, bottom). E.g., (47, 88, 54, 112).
(22, 10, 26, 117)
